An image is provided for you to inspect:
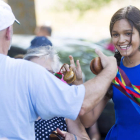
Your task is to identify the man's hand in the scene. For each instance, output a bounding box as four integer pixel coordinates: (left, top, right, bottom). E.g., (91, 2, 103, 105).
(95, 49, 117, 77)
(79, 49, 117, 116)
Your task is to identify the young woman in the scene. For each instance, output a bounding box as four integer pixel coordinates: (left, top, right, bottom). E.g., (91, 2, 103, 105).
(80, 5, 140, 140)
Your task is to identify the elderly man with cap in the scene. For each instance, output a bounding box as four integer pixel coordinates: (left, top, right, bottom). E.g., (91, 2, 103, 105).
(0, 0, 117, 140)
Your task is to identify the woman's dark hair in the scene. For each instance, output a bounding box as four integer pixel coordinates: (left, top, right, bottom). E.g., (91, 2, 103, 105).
(110, 5, 140, 66)
(107, 6, 140, 98)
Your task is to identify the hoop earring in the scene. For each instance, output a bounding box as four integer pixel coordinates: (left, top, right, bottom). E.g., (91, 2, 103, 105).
(115, 48, 119, 53)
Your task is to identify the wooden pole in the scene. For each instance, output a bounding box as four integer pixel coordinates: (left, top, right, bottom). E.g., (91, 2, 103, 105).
(7, 0, 36, 34)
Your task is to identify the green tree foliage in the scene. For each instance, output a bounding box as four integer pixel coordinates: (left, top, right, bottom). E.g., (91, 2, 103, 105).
(56, 0, 112, 13)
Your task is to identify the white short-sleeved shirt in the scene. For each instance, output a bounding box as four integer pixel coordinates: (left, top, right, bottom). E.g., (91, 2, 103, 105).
(0, 54, 85, 140)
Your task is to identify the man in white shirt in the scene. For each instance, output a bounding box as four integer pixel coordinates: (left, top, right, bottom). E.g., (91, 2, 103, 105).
(0, 1, 117, 139)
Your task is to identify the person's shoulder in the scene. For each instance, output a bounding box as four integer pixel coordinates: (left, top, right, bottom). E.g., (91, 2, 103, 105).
(7, 56, 46, 73)
(7, 56, 33, 67)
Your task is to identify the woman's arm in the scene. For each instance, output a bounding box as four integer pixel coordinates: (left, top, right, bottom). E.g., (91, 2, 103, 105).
(80, 96, 110, 128)
(63, 55, 111, 128)
(57, 117, 90, 140)
(88, 122, 101, 140)
(57, 57, 89, 140)
(66, 118, 90, 140)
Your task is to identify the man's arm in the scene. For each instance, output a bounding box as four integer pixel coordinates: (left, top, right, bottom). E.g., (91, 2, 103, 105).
(63, 49, 117, 117)
(54, 49, 117, 118)
(29, 49, 117, 120)
(79, 49, 117, 116)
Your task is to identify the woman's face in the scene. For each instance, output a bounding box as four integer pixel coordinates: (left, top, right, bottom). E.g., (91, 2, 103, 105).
(31, 57, 54, 73)
(111, 19, 140, 58)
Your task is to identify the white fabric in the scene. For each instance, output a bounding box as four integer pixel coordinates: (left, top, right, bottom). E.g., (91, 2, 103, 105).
(0, 0, 16, 31)
(0, 54, 85, 140)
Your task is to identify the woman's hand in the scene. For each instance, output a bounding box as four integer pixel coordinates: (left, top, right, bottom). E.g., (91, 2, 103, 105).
(69, 55, 83, 85)
(56, 128, 76, 140)
(61, 55, 83, 85)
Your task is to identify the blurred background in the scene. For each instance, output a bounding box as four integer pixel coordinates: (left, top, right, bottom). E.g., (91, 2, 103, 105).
(5, 0, 140, 139)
